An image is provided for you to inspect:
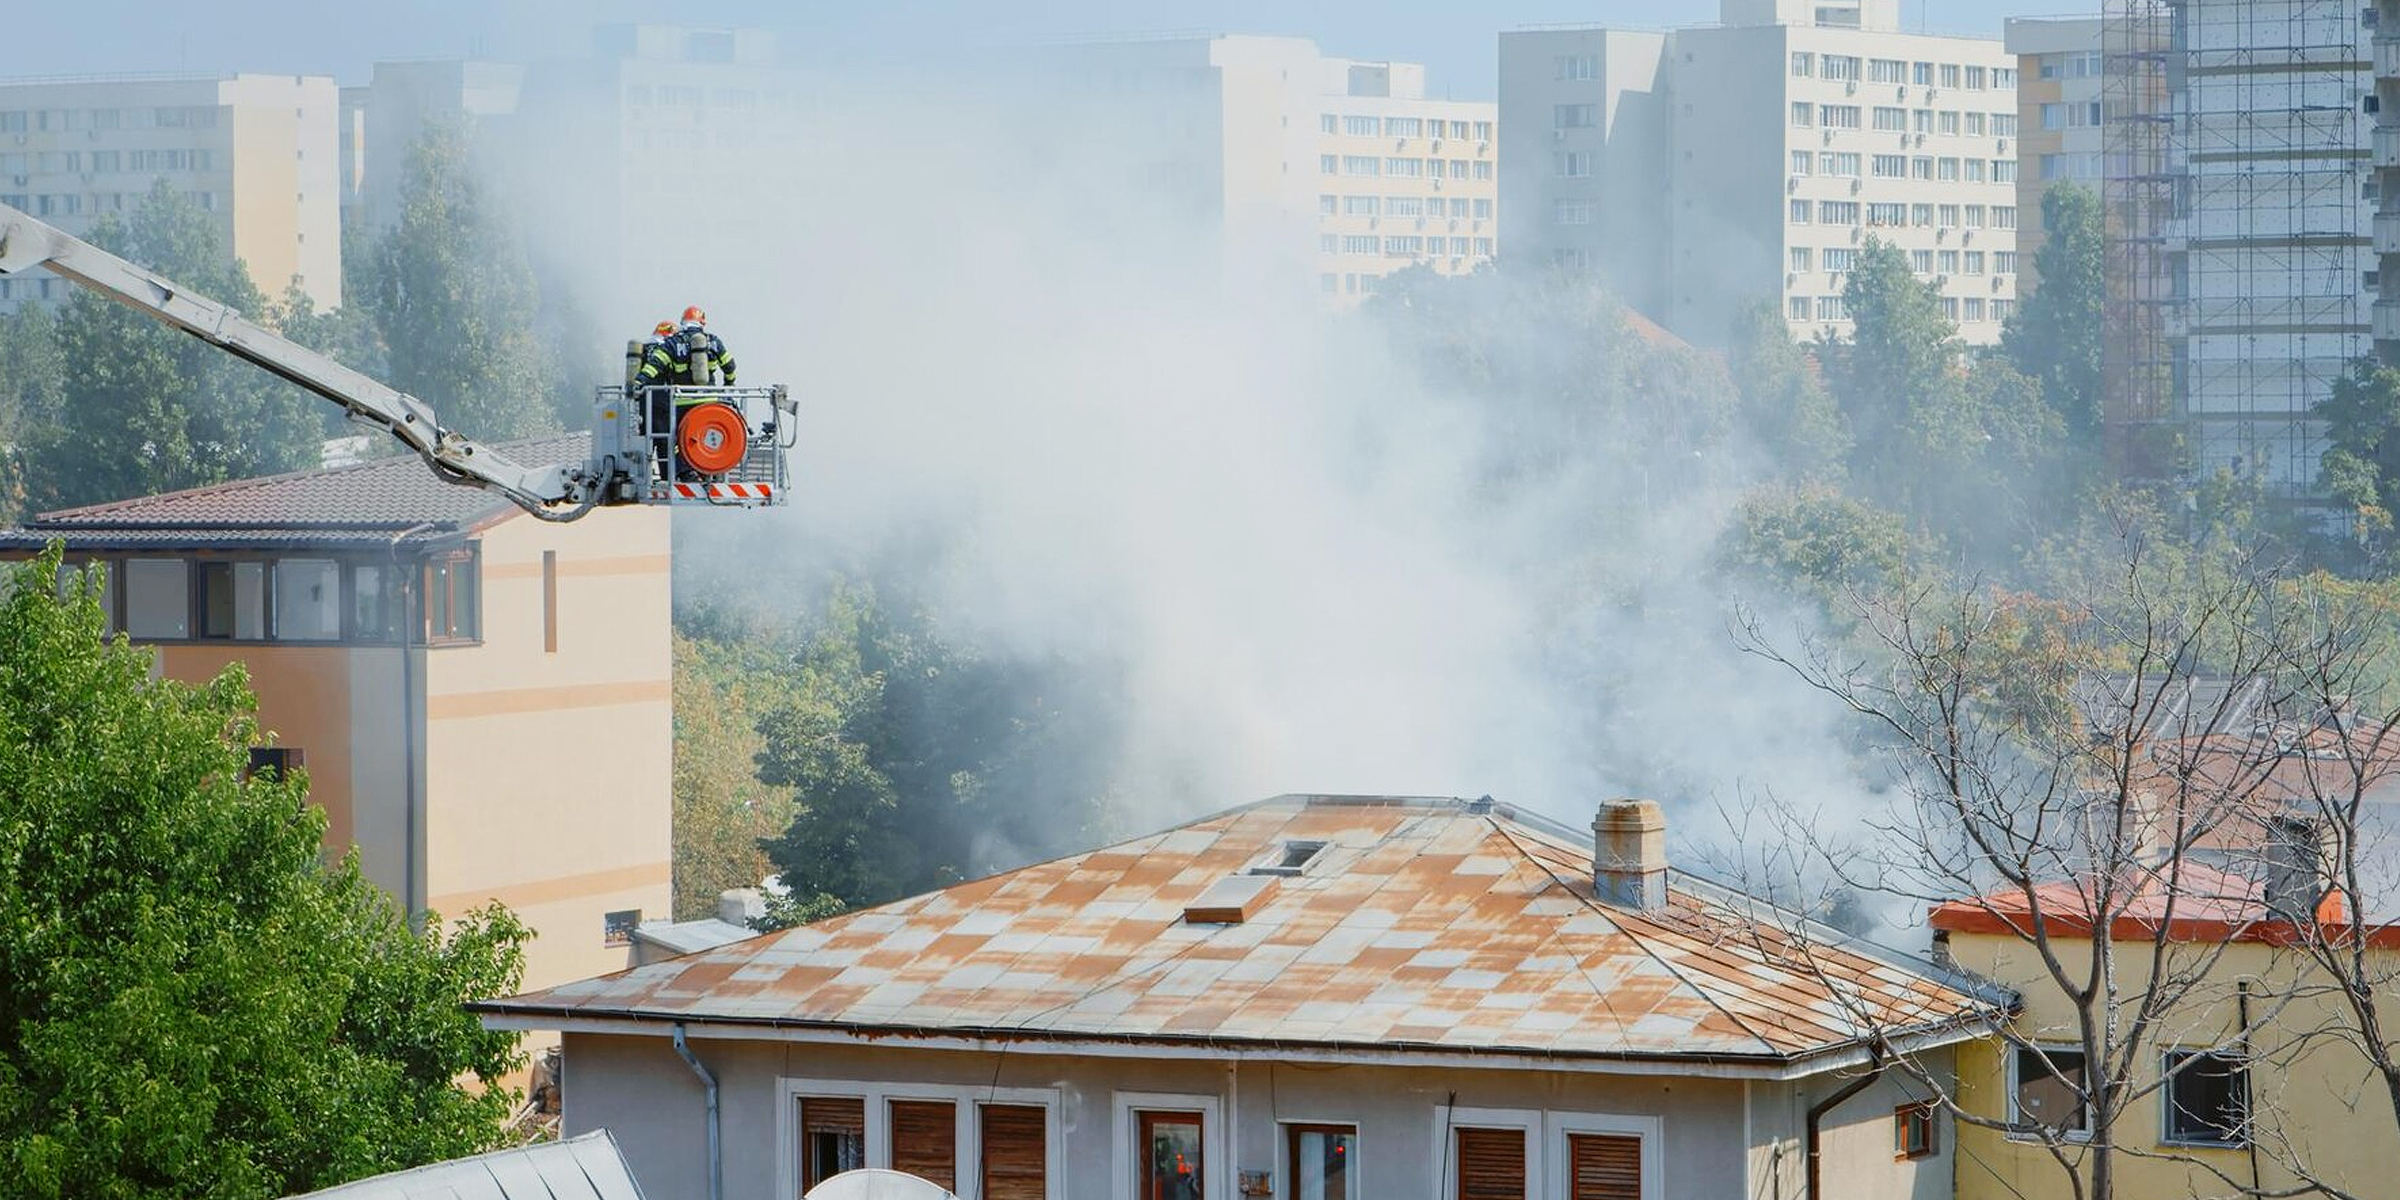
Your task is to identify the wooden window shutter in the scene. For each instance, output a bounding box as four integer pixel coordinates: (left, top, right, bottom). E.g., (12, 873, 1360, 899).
(1566, 1133, 1641, 1200)
(1455, 1127, 1525, 1200)
(890, 1100, 957, 1189)
(800, 1097, 865, 1189)
(980, 1103, 1046, 1200)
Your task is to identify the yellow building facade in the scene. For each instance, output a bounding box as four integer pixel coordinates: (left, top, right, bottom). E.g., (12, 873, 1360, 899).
(1938, 907, 2400, 1199)
(1, 435, 671, 999)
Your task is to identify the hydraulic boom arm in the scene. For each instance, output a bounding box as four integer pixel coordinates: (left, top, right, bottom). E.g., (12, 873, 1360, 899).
(0, 201, 596, 518)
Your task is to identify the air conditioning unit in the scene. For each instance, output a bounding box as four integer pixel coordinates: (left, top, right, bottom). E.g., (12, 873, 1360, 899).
(1552, 128, 1565, 140)
(1998, 138, 2010, 153)
(1847, 80, 1859, 95)
(1433, 176, 1443, 189)
(1852, 179, 1862, 194)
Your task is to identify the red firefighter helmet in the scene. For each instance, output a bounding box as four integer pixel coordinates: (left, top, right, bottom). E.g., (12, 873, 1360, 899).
(653, 320, 675, 337)
(680, 305, 707, 331)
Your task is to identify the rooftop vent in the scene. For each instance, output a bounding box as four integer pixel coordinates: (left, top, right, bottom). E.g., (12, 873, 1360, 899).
(1249, 840, 1326, 877)
(1593, 798, 1668, 912)
(1184, 874, 1278, 925)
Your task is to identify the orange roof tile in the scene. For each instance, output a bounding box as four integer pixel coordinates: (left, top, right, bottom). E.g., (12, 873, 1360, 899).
(478, 796, 2006, 1068)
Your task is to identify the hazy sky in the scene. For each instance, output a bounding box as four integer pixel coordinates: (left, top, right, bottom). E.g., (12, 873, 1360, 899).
(47, 0, 2077, 98)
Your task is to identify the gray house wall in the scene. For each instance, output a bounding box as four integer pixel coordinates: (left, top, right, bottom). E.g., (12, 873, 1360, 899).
(560, 1030, 1955, 1199)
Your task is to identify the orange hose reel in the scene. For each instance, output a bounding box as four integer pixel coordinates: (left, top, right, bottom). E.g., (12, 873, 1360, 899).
(676, 403, 748, 475)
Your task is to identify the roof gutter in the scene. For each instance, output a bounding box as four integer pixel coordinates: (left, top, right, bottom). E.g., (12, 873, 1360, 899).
(672, 1023, 722, 1200)
(470, 1006, 2003, 1082)
(1805, 1048, 1885, 1200)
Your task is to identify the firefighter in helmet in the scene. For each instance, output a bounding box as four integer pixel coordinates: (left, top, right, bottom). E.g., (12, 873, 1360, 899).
(636, 305, 738, 389)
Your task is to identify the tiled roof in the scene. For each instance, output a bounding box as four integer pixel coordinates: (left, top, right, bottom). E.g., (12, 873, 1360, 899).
(1928, 859, 2392, 945)
(286, 1130, 644, 1200)
(477, 795, 2007, 1068)
(0, 433, 588, 551)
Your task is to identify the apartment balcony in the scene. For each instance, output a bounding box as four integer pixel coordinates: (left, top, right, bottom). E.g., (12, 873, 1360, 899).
(2379, 29, 2400, 77)
(2378, 210, 2400, 255)
(2374, 300, 2400, 343)
(2376, 123, 2400, 169)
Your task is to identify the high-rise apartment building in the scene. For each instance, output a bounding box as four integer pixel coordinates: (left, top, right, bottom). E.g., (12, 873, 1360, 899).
(2005, 17, 2103, 297)
(1056, 35, 1498, 306)
(2109, 0, 2368, 497)
(0, 73, 340, 310)
(1501, 0, 2020, 347)
(2371, 0, 2400, 368)
(339, 60, 526, 235)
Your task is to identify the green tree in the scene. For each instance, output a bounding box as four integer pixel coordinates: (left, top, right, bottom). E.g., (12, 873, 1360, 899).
(751, 583, 1122, 924)
(2002, 183, 2105, 440)
(0, 304, 65, 520)
(17, 182, 321, 511)
(366, 121, 557, 441)
(0, 549, 529, 1199)
(270, 282, 391, 440)
(1824, 237, 1959, 481)
(671, 631, 794, 919)
(1727, 297, 1847, 480)
(2319, 358, 2400, 546)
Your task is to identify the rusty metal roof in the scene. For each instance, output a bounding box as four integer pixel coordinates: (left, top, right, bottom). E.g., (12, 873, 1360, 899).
(477, 795, 2005, 1068)
(0, 434, 588, 552)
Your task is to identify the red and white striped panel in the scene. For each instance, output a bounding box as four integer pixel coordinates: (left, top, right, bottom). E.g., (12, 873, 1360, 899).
(671, 482, 774, 502)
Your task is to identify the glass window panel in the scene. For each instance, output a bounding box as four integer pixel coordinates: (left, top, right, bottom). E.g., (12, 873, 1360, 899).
(125, 558, 189, 639)
(1140, 1111, 1203, 1200)
(1287, 1124, 1353, 1200)
(274, 559, 341, 640)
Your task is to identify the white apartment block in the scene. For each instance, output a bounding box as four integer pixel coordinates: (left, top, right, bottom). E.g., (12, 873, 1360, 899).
(1056, 35, 1497, 306)
(2004, 17, 2103, 298)
(1502, 0, 2020, 347)
(0, 73, 340, 311)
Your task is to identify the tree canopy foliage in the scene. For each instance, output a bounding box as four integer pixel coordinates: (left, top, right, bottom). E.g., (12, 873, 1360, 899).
(0, 549, 528, 1200)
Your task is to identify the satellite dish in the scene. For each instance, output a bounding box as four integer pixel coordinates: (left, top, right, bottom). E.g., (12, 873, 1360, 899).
(802, 1169, 959, 1200)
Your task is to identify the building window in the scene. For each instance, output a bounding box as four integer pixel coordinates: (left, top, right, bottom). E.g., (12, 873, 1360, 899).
(1995, 66, 2018, 88)
(1341, 234, 1378, 254)
(1790, 101, 1814, 128)
(1994, 112, 2017, 136)
(1995, 250, 2017, 273)
(1555, 151, 1593, 178)
(1940, 296, 1958, 319)
(423, 552, 478, 643)
(1940, 63, 1961, 88)
(1869, 58, 1905, 84)
(245, 746, 305, 782)
(1472, 160, 1492, 180)
(1873, 106, 1906, 132)
(1819, 200, 1859, 225)
(1819, 105, 1860, 129)
(1963, 159, 1985, 182)
(1823, 247, 1856, 272)
(1866, 202, 1906, 226)
(1285, 1124, 1353, 1200)
(1787, 295, 1811, 320)
(1992, 298, 2015, 321)
(1910, 249, 1932, 273)
(1964, 297, 1986, 321)
(1342, 155, 1379, 176)
(1938, 249, 1960, 274)
(1384, 116, 1422, 138)
(1319, 154, 1338, 174)
(1790, 150, 1813, 175)
(1565, 1132, 1641, 1200)
(1554, 103, 1596, 129)
(891, 1099, 957, 1189)
(1965, 112, 1986, 136)
(1473, 197, 1493, 220)
(1820, 152, 1860, 177)
(1318, 114, 1336, 134)
(349, 563, 397, 642)
(1964, 251, 1985, 275)
(1790, 51, 1814, 77)
(1964, 204, 1985, 228)
(1912, 108, 1933, 133)
(1994, 205, 2018, 229)
(199, 561, 267, 640)
(1139, 1110, 1203, 1200)
(1895, 1103, 1937, 1160)
(798, 1096, 865, 1190)
(1474, 120, 1492, 140)
(1555, 199, 1596, 226)
(1911, 156, 1933, 180)
(1993, 159, 2017, 182)
(1938, 204, 1960, 227)
(273, 558, 340, 641)
(1558, 54, 1599, 81)
(1790, 247, 1814, 272)
(1938, 111, 1959, 136)
(1383, 157, 1421, 177)
(1965, 65, 1987, 90)
(1872, 154, 1906, 178)
(2163, 1051, 2249, 1146)
(1821, 55, 1861, 82)
(1456, 1127, 1525, 1199)
(1817, 295, 1849, 321)
(1473, 236, 1493, 256)
(1344, 195, 1379, 216)
(1789, 199, 1812, 224)
(125, 558, 190, 640)
(1913, 61, 1934, 85)
(1343, 115, 1377, 136)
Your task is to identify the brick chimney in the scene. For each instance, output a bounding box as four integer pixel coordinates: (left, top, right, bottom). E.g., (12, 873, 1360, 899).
(1593, 798, 1668, 912)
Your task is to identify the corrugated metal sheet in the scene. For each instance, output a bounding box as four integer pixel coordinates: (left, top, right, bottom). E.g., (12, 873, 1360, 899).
(0, 434, 589, 551)
(479, 796, 2003, 1064)
(284, 1130, 645, 1200)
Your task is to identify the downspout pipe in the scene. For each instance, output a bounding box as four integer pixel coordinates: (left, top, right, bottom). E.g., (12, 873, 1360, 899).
(673, 1023, 722, 1200)
(1805, 1052, 1887, 1200)
(387, 522, 434, 924)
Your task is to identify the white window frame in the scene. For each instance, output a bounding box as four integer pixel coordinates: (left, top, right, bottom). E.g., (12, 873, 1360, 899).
(1432, 1104, 1540, 1200)
(1115, 1090, 1227, 1200)
(2007, 1043, 2095, 1143)
(1277, 1117, 1363, 1199)
(1546, 1111, 1664, 1200)
(775, 1076, 1062, 1200)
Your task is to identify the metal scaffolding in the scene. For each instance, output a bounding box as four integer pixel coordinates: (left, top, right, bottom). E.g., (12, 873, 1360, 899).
(2104, 0, 2372, 498)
